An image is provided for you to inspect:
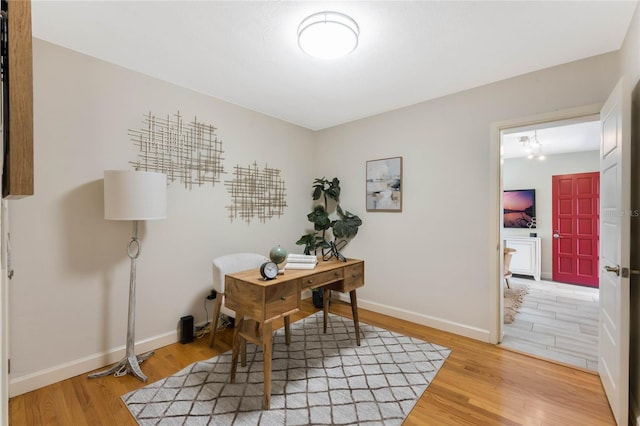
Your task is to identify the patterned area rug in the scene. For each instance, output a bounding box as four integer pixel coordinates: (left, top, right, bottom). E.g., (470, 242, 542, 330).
(122, 312, 451, 425)
(504, 283, 529, 324)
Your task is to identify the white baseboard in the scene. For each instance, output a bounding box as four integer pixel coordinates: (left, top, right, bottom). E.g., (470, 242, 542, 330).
(631, 391, 640, 426)
(8, 330, 178, 398)
(9, 290, 309, 397)
(331, 292, 491, 342)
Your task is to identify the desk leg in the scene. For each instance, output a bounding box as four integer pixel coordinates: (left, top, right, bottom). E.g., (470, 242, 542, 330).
(230, 313, 244, 383)
(262, 321, 273, 409)
(284, 315, 291, 345)
(323, 288, 330, 333)
(349, 290, 361, 346)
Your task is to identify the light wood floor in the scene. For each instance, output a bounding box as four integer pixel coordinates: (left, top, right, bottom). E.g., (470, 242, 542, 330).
(9, 299, 615, 425)
(502, 277, 599, 371)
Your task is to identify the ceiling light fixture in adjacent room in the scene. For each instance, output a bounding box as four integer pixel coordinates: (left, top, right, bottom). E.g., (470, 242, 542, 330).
(520, 131, 545, 160)
(297, 11, 359, 59)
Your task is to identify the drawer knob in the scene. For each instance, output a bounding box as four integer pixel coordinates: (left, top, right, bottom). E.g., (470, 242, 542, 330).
(308, 279, 313, 284)
(335, 272, 340, 277)
(281, 296, 286, 301)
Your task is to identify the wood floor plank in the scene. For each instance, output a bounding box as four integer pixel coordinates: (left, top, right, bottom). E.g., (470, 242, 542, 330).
(8, 299, 615, 425)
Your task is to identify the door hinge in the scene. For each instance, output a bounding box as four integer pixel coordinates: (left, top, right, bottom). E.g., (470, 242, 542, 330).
(7, 358, 9, 375)
(622, 267, 630, 278)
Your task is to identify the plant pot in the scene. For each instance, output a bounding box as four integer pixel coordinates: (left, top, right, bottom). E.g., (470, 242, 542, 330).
(312, 290, 323, 308)
(312, 290, 331, 308)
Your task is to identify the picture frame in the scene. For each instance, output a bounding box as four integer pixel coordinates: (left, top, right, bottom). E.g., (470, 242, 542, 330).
(503, 189, 536, 228)
(366, 157, 402, 212)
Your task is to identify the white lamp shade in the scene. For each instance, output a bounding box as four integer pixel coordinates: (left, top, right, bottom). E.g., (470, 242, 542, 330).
(104, 170, 167, 220)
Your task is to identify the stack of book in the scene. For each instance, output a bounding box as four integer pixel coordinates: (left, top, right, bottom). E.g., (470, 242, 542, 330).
(284, 254, 318, 270)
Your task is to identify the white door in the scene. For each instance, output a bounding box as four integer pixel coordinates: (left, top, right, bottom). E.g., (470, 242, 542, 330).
(599, 77, 630, 425)
(0, 201, 7, 426)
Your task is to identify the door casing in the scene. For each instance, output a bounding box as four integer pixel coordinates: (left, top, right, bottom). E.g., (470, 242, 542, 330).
(489, 105, 602, 344)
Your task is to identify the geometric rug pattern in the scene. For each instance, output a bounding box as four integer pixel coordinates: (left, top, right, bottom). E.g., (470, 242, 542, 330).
(122, 312, 451, 425)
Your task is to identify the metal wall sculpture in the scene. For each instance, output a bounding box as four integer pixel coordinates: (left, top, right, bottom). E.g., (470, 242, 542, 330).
(129, 111, 224, 189)
(225, 162, 287, 223)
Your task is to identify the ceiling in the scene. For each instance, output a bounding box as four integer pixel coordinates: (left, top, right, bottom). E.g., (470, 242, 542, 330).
(502, 118, 600, 159)
(31, 1, 637, 131)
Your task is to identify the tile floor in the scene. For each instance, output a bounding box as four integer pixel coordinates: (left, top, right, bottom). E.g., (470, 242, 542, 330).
(500, 276, 599, 371)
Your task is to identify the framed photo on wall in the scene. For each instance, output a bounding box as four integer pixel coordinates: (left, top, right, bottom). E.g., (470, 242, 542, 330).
(366, 156, 402, 212)
(503, 189, 536, 228)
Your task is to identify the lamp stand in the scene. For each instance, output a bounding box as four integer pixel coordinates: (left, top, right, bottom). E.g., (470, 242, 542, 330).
(89, 221, 154, 382)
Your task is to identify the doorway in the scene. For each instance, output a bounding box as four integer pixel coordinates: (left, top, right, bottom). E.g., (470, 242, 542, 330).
(498, 115, 601, 371)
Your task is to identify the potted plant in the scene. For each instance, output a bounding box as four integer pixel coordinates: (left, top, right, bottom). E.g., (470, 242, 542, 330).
(296, 177, 362, 307)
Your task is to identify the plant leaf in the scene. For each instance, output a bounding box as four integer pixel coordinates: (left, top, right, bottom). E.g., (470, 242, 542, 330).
(326, 177, 341, 202)
(296, 232, 319, 255)
(295, 233, 314, 245)
(312, 185, 322, 200)
(312, 177, 329, 200)
(307, 205, 331, 231)
(317, 238, 331, 249)
(333, 209, 362, 239)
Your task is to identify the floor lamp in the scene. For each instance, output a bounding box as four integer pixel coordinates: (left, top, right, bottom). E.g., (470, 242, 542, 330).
(89, 170, 167, 382)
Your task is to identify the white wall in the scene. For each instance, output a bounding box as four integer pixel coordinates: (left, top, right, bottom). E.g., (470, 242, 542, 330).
(314, 52, 619, 342)
(503, 151, 599, 279)
(7, 39, 315, 395)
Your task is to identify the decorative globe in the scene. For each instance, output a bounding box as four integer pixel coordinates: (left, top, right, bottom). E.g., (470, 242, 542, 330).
(269, 245, 287, 264)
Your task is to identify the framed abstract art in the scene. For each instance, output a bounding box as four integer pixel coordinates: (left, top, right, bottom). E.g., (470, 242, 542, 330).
(366, 157, 402, 212)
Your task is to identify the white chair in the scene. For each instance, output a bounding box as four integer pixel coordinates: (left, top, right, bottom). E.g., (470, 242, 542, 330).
(209, 253, 268, 348)
(504, 247, 517, 289)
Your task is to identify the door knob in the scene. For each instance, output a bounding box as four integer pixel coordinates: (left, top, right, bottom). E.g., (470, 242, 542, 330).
(605, 265, 620, 276)
(553, 230, 561, 238)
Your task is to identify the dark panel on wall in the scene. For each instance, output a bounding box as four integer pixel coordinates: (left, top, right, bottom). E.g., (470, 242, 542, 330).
(3, 0, 33, 198)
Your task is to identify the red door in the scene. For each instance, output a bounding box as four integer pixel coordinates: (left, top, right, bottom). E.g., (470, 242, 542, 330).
(552, 172, 599, 287)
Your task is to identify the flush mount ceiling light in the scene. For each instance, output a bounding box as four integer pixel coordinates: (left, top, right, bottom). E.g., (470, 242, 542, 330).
(297, 11, 359, 59)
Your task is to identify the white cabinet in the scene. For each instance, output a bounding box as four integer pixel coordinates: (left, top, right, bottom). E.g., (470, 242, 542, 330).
(504, 236, 541, 281)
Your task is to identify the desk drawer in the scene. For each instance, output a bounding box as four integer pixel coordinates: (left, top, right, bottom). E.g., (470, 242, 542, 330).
(265, 280, 299, 319)
(343, 263, 364, 292)
(302, 268, 343, 289)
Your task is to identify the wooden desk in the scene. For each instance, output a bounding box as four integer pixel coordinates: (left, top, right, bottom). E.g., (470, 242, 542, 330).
(224, 258, 364, 409)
